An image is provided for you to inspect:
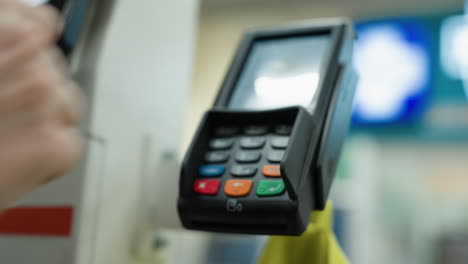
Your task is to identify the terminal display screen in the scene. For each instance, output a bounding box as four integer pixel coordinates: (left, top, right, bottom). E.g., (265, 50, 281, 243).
(229, 34, 330, 110)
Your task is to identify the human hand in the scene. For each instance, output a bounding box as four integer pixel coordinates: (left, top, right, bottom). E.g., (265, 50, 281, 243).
(0, 0, 83, 208)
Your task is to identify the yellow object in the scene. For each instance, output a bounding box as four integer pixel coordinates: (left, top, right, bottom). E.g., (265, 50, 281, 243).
(257, 203, 348, 264)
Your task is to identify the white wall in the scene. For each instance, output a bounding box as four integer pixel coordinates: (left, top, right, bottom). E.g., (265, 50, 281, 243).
(76, 1, 199, 264)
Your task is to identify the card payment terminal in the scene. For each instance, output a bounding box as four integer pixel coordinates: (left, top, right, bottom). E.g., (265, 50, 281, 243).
(178, 19, 358, 235)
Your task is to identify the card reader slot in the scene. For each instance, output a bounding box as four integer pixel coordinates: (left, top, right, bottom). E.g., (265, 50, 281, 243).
(189, 212, 290, 234)
(315, 64, 358, 210)
(280, 108, 318, 201)
(190, 221, 288, 233)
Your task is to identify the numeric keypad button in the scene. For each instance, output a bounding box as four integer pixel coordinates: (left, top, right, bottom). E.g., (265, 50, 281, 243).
(231, 165, 257, 177)
(274, 125, 292, 135)
(262, 165, 281, 177)
(235, 151, 262, 163)
(209, 138, 234, 150)
(243, 125, 269, 135)
(267, 150, 285, 163)
(205, 151, 230, 163)
(199, 165, 225, 177)
(194, 179, 221, 195)
(271, 136, 289, 149)
(240, 136, 266, 149)
(214, 126, 239, 137)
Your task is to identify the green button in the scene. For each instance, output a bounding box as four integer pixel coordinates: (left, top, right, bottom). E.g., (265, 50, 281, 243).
(257, 180, 285, 196)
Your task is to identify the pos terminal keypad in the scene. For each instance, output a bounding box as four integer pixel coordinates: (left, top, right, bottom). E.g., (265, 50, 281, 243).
(194, 125, 291, 198)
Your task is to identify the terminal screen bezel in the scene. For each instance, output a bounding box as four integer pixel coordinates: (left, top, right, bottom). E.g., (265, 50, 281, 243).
(213, 24, 345, 114)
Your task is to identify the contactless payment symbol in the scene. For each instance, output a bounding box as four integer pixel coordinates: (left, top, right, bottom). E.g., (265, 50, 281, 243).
(227, 199, 243, 213)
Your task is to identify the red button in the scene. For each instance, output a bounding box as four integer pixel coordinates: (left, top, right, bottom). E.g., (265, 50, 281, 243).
(193, 179, 221, 195)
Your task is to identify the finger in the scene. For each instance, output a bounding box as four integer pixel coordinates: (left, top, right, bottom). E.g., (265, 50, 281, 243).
(0, 124, 82, 207)
(0, 56, 81, 135)
(0, 46, 69, 86)
(0, 0, 26, 11)
(39, 48, 82, 126)
(0, 52, 63, 131)
(38, 126, 83, 185)
(0, 2, 61, 48)
(29, 5, 63, 36)
(44, 77, 82, 127)
(32, 47, 81, 125)
(48, 46, 70, 77)
(0, 5, 62, 72)
(0, 3, 27, 48)
(0, 0, 17, 4)
(57, 80, 83, 126)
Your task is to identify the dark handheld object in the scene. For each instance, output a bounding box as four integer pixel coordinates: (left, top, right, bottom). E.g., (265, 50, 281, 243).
(178, 19, 358, 235)
(45, 0, 90, 56)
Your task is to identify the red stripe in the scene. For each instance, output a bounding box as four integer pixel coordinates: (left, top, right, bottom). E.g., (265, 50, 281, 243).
(0, 206, 74, 237)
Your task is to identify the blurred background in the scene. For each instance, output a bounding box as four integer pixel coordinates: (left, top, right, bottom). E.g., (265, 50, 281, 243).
(11, 0, 468, 263)
(157, 0, 468, 264)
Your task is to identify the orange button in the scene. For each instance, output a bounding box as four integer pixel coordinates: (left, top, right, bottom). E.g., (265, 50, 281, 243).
(224, 180, 253, 197)
(262, 165, 281, 177)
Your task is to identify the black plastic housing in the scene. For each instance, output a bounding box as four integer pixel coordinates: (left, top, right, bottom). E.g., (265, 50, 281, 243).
(178, 19, 357, 235)
(48, 0, 90, 56)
